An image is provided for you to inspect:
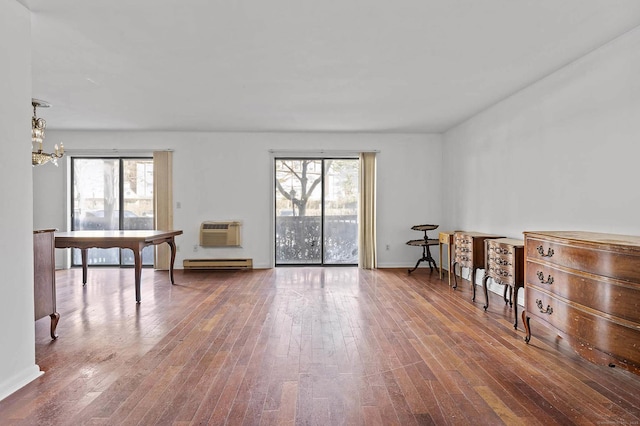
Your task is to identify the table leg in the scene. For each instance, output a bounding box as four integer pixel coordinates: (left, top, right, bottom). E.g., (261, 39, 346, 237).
(523, 311, 531, 343)
(439, 242, 443, 280)
(452, 262, 458, 289)
(513, 285, 520, 330)
(471, 268, 478, 301)
(134, 243, 143, 303)
(81, 248, 88, 286)
(483, 275, 490, 311)
(167, 238, 177, 285)
(49, 312, 60, 340)
(447, 243, 452, 287)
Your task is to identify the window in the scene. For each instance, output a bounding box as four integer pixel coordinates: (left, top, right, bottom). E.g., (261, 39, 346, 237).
(71, 157, 154, 266)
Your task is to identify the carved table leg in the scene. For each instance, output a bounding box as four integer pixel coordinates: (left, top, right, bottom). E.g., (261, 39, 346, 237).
(49, 312, 60, 340)
(483, 275, 490, 310)
(513, 286, 520, 330)
(523, 310, 531, 343)
(471, 268, 477, 301)
(452, 262, 459, 289)
(503, 285, 509, 305)
(408, 257, 423, 274)
(168, 238, 177, 285)
(424, 245, 438, 273)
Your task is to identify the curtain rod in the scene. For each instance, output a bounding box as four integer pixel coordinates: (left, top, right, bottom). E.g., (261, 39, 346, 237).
(64, 148, 174, 155)
(269, 149, 380, 155)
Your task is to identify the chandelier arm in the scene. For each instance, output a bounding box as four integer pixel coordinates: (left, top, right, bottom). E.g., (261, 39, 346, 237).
(31, 98, 63, 167)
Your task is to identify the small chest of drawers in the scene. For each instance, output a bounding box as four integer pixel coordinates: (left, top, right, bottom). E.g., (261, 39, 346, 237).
(453, 231, 504, 302)
(482, 238, 524, 329)
(523, 231, 640, 375)
(34, 229, 59, 339)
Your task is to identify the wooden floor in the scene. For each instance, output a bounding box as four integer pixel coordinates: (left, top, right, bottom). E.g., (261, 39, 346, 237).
(1, 267, 639, 425)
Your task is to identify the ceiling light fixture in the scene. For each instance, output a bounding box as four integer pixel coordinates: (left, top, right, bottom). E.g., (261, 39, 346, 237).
(32, 98, 64, 166)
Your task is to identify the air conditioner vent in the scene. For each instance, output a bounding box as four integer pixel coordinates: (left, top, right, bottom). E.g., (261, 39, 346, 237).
(200, 221, 241, 247)
(203, 223, 229, 230)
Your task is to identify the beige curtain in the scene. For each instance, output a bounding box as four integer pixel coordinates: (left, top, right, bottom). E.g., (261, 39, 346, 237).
(359, 152, 377, 269)
(153, 151, 173, 270)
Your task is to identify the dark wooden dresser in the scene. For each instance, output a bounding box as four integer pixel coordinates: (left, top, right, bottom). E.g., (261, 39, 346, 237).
(34, 229, 59, 339)
(523, 231, 640, 374)
(482, 238, 524, 329)
(452, 231, 504, 301)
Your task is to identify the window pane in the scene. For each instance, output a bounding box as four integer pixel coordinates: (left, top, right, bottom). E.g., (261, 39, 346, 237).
(122, 159, 154, 265)
(72, 159, 120, 265)
(324, 159, 359, 264)
(73, 158, 120, 231)
(275, 159, 322, 264)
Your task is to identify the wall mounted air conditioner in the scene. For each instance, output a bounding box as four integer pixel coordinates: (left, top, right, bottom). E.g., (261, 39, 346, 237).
(200, 221, 241, 247)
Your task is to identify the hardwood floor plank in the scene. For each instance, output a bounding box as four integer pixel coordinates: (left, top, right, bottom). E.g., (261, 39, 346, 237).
(1, 267, 639, 425)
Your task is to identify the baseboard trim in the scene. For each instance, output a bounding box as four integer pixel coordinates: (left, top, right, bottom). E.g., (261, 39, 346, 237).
(0, 365, 43, 402)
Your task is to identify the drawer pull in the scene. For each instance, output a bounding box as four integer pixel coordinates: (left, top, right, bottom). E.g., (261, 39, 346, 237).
(495, 258, 512, 266)
(536, 245, 554, 257)
(536, 271, 554, 285)
(495, 247, 512, 255)
(489, 266, 512, 277)
(536, 299, 553, 315)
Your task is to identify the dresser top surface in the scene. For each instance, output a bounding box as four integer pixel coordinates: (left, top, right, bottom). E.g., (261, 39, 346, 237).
(490, 238, 524, 247)
(455, 231, 504, 238)
(524, 231, 640, 250)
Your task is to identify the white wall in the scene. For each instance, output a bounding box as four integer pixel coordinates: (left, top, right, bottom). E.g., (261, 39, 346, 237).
(33, 132, 443, 269)
(442, 26, 640, 296)
(0, 0, 42, 402)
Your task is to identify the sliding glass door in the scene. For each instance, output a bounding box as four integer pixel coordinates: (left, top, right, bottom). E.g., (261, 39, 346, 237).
(275, 158, 359, 265)
(71, 157, 154, 266)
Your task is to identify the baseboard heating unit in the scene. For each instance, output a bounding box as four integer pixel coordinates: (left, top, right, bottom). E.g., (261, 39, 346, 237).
(183, 258, 253, 270)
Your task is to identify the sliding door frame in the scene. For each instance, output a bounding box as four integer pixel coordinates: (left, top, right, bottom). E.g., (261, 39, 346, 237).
(273, 156, 358, 267)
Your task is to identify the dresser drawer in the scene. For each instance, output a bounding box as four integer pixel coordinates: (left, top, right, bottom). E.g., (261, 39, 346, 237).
(524, 286, 566, 333)
(486, 239, 524, 287)
(525, 286, 640, 368)
(454, 235, 473, 267)
(487, 264, 515, 285)
(439, 232, 452, 244)
(526, 237, 640, 283)
(526, 262, 640, 323)
(454, 253, 473, 268)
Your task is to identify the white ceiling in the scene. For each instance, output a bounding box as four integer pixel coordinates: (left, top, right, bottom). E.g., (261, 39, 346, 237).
(22, 0, 640, 133)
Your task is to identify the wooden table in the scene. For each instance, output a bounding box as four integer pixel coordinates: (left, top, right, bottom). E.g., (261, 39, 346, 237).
(438, 231, 456, 286)
(406, 224, 439, 273)
(55, 230, 183, 303)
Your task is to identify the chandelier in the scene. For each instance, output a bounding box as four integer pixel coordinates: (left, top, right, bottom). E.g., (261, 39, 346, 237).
(32, 99, 64, 166)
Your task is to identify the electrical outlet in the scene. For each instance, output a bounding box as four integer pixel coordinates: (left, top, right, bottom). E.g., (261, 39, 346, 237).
(176, 201, 182, 209)
(193, 244, 198, 252)
(386, 244, 390, 250)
